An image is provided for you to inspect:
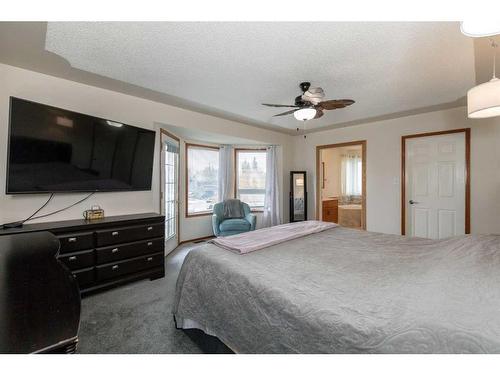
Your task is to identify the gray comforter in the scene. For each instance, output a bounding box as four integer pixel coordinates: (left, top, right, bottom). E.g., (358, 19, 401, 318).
(173, 227, 500, 353)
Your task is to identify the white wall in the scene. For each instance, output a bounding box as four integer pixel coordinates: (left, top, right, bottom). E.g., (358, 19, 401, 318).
(0, 63, 292, 241)
(293, 107, 500, 235)
(320, 148, 341, 200)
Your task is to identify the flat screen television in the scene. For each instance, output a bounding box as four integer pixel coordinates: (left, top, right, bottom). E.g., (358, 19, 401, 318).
(6, 97, 156, 194)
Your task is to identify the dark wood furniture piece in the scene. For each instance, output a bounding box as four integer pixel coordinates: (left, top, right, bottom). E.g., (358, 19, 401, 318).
(0, 232, 80, 353)
(290, 171, 307, 222)
(322, 199, 338, 223)
(0, 213, 165, 296)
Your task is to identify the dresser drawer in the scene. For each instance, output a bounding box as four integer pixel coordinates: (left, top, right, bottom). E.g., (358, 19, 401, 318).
(95, 223, 164, 247)
(59, 249, 95, 270)
(96, 252, 164, 282)
(57, 232, 94, 254)
(96, 237, 164, 264)
(72, 267, 95, 288)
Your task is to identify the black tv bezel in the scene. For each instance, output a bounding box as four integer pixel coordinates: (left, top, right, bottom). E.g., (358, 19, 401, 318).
(6, 96, 156, 195)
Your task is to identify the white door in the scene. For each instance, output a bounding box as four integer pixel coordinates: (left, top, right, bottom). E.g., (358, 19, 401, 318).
(405, 132, 466, 239)
(160, 131, 180, 255)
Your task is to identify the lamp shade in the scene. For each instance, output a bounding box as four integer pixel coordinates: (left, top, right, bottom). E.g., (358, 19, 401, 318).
(293, 108, 317, 121)
(460, 21, 500, 38)
(467, 77, 500, 118)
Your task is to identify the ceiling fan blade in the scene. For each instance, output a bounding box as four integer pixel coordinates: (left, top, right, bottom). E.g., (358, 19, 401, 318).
(314, 109, 324, 119)
(319, 99, 355, 110)
(262, 103, 299, 108)
(273, 109, 298, 117)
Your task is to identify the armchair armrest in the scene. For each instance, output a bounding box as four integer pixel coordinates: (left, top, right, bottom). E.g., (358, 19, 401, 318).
(212, 214, 221, 237)
(245, 213, 257, 231)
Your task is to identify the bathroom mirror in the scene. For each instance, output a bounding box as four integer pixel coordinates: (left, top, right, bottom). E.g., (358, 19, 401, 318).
(290, 171, 307, 222)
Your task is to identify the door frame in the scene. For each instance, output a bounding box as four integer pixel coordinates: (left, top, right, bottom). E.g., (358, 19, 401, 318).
(315, 140, 367, 229)
(401, 128, 471, 235)
(159, 128, 181, 246)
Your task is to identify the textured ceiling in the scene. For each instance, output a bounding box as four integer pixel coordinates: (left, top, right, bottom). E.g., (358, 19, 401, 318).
(44, 22, 475, 131)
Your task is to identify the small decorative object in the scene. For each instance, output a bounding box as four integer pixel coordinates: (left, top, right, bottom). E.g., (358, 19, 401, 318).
(83, 205, 105, 220)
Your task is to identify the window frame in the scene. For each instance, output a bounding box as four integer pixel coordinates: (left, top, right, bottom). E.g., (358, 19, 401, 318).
(185, 142, 220, 218)
(234, 148, 267, 212)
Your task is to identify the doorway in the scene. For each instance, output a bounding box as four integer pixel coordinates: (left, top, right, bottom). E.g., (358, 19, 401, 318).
(316, 141, 366, 229)
(401, 128, 470, 238)
(160, 129, 180, 255)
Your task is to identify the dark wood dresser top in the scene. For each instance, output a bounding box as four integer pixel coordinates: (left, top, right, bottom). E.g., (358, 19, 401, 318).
(0, 212, 164, 236)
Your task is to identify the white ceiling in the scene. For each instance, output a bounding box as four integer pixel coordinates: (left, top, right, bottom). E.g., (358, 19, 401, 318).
(44, 22, 475, 132)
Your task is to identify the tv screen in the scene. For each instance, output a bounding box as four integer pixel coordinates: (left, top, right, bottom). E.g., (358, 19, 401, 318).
(6, 97, 156, 194)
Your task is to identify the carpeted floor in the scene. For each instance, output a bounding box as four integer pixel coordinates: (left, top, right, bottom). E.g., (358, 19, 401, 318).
(77, 243, 204, 353)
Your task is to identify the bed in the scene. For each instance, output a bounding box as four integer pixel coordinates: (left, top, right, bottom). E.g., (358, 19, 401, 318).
(173, 223, 500, 353)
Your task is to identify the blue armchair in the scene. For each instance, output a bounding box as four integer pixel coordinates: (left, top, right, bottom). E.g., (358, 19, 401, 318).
(212, 200, 256, 237)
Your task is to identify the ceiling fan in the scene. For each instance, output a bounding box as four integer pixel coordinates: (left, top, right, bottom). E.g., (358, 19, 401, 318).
(262, 82, 355, 121)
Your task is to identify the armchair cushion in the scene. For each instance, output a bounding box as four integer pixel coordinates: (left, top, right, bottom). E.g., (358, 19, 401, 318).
(219, 218, 251, 232)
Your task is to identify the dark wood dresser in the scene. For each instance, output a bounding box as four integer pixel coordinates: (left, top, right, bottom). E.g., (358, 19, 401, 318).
(0, 213, 165, 296)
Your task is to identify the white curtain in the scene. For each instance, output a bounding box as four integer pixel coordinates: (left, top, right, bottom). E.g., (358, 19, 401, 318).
(217, 145, 233, 202)
(340, 151, 362, 197)
(263, 145, 281, 227)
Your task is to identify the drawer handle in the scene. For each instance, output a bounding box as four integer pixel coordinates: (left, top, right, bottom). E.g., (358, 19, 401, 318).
(112, 265, 119, 270)
(112, 231, 119, 236)
(147, 257, 153, 262)
(147, 242, 153, 246)
(69, 256, 77, 261)
(68, 237, 77, 243)
(111, 248, 119, 253)
(147, 226, 153, 231)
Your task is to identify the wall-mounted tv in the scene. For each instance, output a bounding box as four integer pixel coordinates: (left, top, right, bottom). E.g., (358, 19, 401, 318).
(6, 97, 156, 194)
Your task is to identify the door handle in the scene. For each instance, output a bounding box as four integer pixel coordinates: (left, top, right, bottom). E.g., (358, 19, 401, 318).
(409, 200, 419, 205)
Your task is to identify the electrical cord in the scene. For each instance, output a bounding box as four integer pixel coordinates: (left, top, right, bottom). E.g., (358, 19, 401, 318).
(23, 192, 55, 222)
(1, 193, 54, 229)
(29, 192, 95, 221)
(1, 192, 95, 229)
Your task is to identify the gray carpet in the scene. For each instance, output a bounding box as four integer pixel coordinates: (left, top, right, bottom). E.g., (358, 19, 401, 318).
(77, 244, 203, 353)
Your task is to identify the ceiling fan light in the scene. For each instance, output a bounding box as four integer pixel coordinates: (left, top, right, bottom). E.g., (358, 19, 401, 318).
(460, 21, 500, 37)
(467, 77, 500, 118)
(294, 108, 317, 121)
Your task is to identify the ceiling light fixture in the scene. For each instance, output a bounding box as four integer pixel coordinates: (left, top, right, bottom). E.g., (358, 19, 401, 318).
(460, 21, 500, 38)
(467, 39, 500, 118)
(293, 108, 317, 121)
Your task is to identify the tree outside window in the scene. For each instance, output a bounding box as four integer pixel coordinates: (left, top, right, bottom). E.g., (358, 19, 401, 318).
(187, 145, 219, 215)
(235, 150, 266, 209)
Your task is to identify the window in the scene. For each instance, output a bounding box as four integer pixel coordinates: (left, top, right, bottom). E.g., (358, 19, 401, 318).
(341, 151, 362, 196)
(235, 149, 267, 210)
(163, 138, 179, 239)
(186, 144, 219, 215)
